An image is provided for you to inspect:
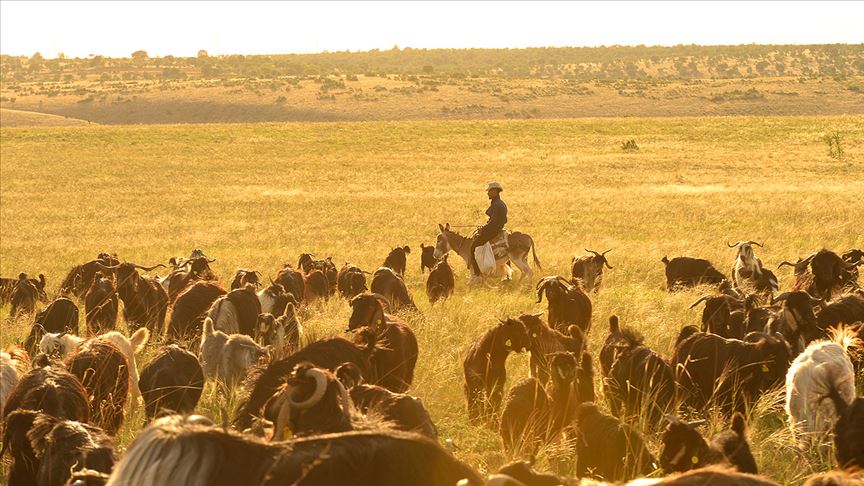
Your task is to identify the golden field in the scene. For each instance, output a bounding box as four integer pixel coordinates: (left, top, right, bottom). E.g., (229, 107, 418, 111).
(1, 116, 862, 484)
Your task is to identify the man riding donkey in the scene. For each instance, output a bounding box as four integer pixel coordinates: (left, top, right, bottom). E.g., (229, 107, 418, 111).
(435, 182, 541, 286)
(469, 182, 508, 284)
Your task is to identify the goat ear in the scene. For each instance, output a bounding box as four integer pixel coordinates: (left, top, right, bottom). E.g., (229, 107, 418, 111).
(403, 246, 411, 254)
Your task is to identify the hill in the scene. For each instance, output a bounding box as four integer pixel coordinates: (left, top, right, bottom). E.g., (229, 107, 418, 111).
(0, 108, 94, 127)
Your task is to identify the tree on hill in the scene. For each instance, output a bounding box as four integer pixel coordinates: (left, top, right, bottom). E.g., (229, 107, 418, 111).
(131, 50, 148, 59)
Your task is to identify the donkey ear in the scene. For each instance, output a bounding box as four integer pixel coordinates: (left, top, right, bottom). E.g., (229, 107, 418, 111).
(445, 223, 450, 231)
(403, 246, 411, 254)
(438, 224, 444, 233)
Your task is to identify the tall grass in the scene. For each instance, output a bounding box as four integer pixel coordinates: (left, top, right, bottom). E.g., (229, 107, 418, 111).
(1, 116, 862, 483)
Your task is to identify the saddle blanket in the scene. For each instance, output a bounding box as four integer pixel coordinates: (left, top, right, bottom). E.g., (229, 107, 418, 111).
(490, 231, 509, 258)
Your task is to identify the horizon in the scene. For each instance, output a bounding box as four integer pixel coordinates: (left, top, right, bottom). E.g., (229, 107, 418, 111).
(2, 1, 863, 59)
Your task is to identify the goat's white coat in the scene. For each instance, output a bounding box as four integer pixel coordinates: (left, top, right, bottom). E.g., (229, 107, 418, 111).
(200, 317, 268, 388)
(257, 286, 280, 315)
(40, 328, 149, 404)
(785, 336, 856, 448)
(206, 296, 240, 334)
(0, 350, 26, 415)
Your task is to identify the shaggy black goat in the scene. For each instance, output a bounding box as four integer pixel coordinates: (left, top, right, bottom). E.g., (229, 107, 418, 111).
(573, 402, 657, 481)
(536, 276, 592, 334)
(138, 345, 204, 422)
(660, 412, 758, 474)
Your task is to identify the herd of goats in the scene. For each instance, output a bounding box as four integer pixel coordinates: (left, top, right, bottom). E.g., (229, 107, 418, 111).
(0, 237, 863, 486)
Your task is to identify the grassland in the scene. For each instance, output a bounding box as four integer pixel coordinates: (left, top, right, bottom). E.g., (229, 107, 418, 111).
(1, 116, 862, 484)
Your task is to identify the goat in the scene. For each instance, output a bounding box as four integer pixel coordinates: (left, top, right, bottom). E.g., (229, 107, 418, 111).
(823, 383, 864, 471)
(573, 402, 657, 481)
(689, 294, 745, 339)
(767, 291, 822, 352)
(672, 330, 791, 412)
(264, 362, 352, 438)
(59, 253, 120, 298)
(463, 318, 530, 424)
(743, 294, 777, 335)
(257, 281, 294, 317)
(816, 293, 864, 335)
(84, 272, 119, 335)
(65, 339, 129, 435)
(419, 243, 438, 273)
(785, 327, 858, 449)
(728, 240, 777, 294)
(274, 264, 306, 302)
(200, 317, 269, 389)
(426, 253, 455, 303)
(256, 305, 302, 356)
(165, 281, 227, 340)
(1, 346, 29, 415)
(9, 273, 39, 316)
(803, 470, 864, 486)
(24, 297, 79, 355)
(520, 312, 585, 385)
(1, 365, 90, 486)
(600, 315, 676, 426)
(98, 262, 168, 334)
(347, 293, 418, 393)
(233, 334, 375, 431)
(164, 256, 218, 302)
(335, 363, 438, 440)
(662, 256, 729, 290)
(16, 410, 115, 486)
(336, 263, 368, 299)
(231, 268, 261, 290)
(536, 276, 592, 334)
(571, 248, 613, 293)
(138, 344, 204, 423)
(303, 269, 330, 302)
(298, 253, 338, 295)
(809, 249, 859, 301)
(383, 245, 411, 276)
(0, 272, 46, 306)
(660, 412, 758, 474)
(371, 267, 416, 311)
(500, 352, 587, 453)
(104, 414, 483, 486)
(206, 283, 262, 336)
(40, 328, 149, 407)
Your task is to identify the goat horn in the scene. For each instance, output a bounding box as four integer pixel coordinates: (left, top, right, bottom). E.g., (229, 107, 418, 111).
(686, 419, 707, 427)
(288, 368, 328, 409)
(95, 262, 122, 270)
(585, 249, 601, 257)
(727, 241, 742, 248)
(751, 241, 764, 248)
(336, 379, 351, 421)
(778, 261, 795, 269)
(206, 258, 217, 263)
(602, 248, 613, 256)
(772, 292, 791, 304)
(133, 263, 166, 271)
(689, 295, 712, 309)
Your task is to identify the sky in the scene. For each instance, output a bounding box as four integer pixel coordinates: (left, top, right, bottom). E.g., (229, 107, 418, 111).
(1, 1, 862, 58)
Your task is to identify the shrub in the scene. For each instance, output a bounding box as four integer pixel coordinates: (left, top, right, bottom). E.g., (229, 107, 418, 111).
(822, 131, 845, 162)
(621, 139, 639, 152)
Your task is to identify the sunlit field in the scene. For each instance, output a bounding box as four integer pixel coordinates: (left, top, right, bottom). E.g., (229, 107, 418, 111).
(1, 116, 862, 484)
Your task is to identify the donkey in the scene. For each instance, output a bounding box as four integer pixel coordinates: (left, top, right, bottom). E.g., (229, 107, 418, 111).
(434, 223, 541, 283)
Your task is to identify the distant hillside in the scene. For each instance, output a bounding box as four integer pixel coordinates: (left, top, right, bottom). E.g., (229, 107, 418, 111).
(0, 108, 93, 127)
(2, 44, 862, 83)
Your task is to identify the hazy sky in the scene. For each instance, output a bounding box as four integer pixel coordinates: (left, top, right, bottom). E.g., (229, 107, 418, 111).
(1, 1, 862, 58)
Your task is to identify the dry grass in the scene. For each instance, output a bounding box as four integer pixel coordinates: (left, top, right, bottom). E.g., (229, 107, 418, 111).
(0, 108, 94, 127)
(0, 116, 862, 484)
(1, 75, 862, 124)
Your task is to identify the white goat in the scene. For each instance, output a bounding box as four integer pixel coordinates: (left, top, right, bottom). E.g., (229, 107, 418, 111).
(785, 326, 858, 449)
(40, 328, 149, 404)
(200, 317, 269, 389)
(1, 347, 28, 415)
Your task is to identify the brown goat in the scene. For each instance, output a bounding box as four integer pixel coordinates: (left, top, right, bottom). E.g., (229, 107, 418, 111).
(463, 318, 531, 425)
(233, 334, 376, 431)
(370, 267, 416, 311)
(690, 294, 746, 339)
(24, 297, 80, 355)
(336, 263, 369, 299)
(265, 362, 353, 439)
(297, 254, 338, 295)
(230, 268, 261, 290)
(303, 269, 329, 303)
(519, 312, 585, 385)
(164, 256, 218, 302)
(59, 253, 120, 298)
(672, 330, 792, 412)
(138, 345, 204, 423)
(9, 273, 39, 317)
(101, 262, 169, 335)
(347, 293, 418, 393)
(274, 264, 306, 302)
(426, 254, 455, 303)
(660, 412, 758, 474)
(206, 283, 262, 336)
(574, 402, 657, 481)
(536, 276, 593, 334)
(500, 352, 587, 453)
(383, 245, 411, 276)
(1, 272, 46, 307)
(165, 281, 227, 341)
(335, 363, 438, 440)
(84, 272, 119, 335)
(419, 243, 438, 273)
(65, 339, 129, 435)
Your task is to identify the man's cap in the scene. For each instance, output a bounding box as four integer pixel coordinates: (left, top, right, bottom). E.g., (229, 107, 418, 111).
(486, 182, 503, 192)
